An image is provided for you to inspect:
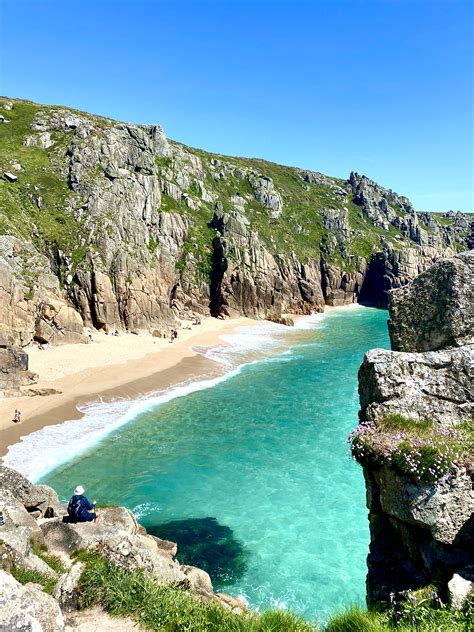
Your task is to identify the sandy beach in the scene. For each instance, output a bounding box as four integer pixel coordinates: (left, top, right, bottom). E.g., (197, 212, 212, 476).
(0, 316, 258, 458)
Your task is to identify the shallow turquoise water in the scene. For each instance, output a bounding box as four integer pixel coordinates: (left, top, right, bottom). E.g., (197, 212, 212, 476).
(41, 307, 389, 621)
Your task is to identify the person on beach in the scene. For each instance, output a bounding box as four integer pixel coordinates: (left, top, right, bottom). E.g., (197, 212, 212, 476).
(12, 409, 21, 424)
(67, 485, 98, 523)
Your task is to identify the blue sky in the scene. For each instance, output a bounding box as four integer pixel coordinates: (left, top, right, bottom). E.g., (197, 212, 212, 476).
(0, 0, 472, 211)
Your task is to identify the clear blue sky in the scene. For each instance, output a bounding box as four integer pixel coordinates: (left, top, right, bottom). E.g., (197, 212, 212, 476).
(0, 0, 472, 211)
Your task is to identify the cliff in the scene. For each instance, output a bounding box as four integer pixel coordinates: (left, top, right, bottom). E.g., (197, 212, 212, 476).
(0, 97, 472, 347)
(352, 251, 473, 608)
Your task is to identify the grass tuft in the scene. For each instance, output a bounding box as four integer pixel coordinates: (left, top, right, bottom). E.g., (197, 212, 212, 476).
(10, 566, 58, 594)
(77, 550, 316, 631)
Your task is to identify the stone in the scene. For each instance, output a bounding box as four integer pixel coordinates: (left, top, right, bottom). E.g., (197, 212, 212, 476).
(359, 345, 474, 426)
(0, 569, 64, 631)
(53, 562, 84, 612)
(357, 252, 474, 605)
(0, 99, 470, 349)
(182, 565, 213, 594)
(100, 533, 187, 584)
(388, 251, 474, 352)
(3, 171, 17, 182)
(0, 489, 45, 545)
(0, 524, 55, 578)
(448, 567, 474, 610)
(0, 345, 38, 393)
(0, 466, 61, 517)
(41, 507, 138, 558)
(216, 592, 249, 614)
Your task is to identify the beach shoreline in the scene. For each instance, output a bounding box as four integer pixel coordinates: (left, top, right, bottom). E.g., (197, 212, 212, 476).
(0, 304, 364, 467)
(0, 316, 260, 459)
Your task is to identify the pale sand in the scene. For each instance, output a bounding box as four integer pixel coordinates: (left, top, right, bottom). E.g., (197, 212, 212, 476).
(0, 316, 257, 457)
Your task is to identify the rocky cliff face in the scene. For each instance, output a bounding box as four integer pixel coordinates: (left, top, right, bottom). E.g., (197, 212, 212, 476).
(0, 98, 471, 346)
(353, 251, 473, 607)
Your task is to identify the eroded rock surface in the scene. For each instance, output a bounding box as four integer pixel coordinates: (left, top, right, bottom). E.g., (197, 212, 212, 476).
(356, 251, 474, 604)
(0, 570, 65, 631)
(388, 251, 474, 352)
(0, 98, 472, 355)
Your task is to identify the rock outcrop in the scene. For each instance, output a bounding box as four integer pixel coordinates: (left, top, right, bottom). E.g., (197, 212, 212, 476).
(0, 464, 246, 627)
(354, 251, 474, 606)
(388, 251, 474, 352)
(0, 570, 65, 631)
(0, 97, 471, 353)
(0, 334, 38, 396)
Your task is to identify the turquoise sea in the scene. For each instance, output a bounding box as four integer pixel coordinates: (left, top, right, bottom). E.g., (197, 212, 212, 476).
(9, 306, 389, 621)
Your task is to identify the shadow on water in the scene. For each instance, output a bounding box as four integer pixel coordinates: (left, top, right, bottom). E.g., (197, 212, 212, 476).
(148, 517, 248, 585)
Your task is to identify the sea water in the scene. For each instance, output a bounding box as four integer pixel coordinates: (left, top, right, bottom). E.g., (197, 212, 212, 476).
(11, 307, 389, 621)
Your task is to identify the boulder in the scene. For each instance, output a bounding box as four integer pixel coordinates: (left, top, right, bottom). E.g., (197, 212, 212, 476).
(182, 564, 213, 594)
(359, 345, 474, 427)
(216, 592, 249, 614)
(0, 465, 62, 517)
(448, 566, 474, 610)
(0, 488, 45, 545)
(388, 251, 474, 352)
(53, 562, 84, 612)
(100, 533, 187, 584)
(0, 569, 64, 631)
(41, 508, 138, 558)
(0, 525, 54, 577)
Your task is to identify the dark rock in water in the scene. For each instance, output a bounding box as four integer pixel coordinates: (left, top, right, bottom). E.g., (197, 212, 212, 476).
(149, 516, 248, 585)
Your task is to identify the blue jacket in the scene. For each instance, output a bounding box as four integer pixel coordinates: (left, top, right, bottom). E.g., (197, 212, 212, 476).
(68, 494, 94, 521)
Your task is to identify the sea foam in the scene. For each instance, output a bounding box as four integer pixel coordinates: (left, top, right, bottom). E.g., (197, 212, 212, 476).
(3, 310, 334, 482)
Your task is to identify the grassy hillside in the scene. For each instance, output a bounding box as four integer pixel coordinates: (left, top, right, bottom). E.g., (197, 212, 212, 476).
(0, 96, 465, 286)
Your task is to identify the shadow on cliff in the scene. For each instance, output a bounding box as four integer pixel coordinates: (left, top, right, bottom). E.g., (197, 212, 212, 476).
(148, 516, 248, 585)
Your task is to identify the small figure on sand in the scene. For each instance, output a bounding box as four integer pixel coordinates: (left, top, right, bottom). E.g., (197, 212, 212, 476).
(169, 329, 178, 343)
(66, 485, 99, 523)
(12, 409, 21, 424)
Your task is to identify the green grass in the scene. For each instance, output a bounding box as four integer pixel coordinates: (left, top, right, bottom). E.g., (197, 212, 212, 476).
(75, 551, 473, 631)
(0, 98, 85, 265)
(30, 540, 66, 574)
(378, 414, 433, 435)
(324, 602, 473, 632)
(10, 566, 58, 594)
(76, 550, 316, 631)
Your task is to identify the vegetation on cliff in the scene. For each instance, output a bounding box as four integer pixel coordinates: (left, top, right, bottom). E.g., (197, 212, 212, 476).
(0, 97, 472, 347)
(350, 414, 473, 484)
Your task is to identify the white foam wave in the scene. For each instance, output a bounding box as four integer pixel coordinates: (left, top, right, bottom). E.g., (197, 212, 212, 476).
(132, 502, 162, 520)
(4, 307, 345, 482)
(3, 365, 247, 482)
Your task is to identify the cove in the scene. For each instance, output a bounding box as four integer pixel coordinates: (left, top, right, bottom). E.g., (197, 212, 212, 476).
(41, 307, 389, 621)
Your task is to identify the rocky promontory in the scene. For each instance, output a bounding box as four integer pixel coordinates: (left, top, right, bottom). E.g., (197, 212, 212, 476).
(352, 250, 473, 608)
(0, 465, 246, 630)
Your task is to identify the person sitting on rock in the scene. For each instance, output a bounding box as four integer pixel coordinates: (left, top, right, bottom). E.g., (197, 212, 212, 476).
(66, 485, 98, 523)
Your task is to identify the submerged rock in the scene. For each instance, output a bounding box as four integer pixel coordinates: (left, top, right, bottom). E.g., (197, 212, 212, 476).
(149, 516, 249, 585)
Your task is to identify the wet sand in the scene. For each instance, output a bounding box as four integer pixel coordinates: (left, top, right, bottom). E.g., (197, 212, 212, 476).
(0, 317, 255, 458)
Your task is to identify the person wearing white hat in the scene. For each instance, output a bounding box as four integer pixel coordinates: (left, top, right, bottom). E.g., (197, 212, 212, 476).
(66, 485, 98, 523)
